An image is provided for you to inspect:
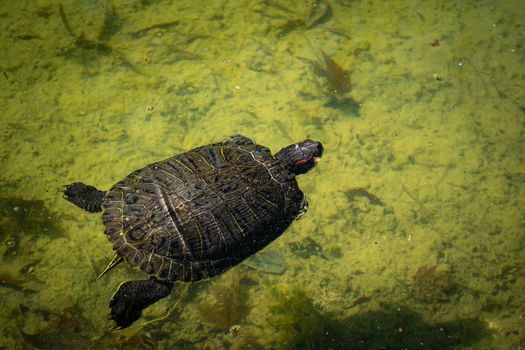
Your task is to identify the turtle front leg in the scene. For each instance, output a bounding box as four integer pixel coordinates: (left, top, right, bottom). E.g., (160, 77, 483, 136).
(109, 277, 173, 329)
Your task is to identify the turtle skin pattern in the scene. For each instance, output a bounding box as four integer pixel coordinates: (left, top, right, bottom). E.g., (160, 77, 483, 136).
(102, 136, 305, 282)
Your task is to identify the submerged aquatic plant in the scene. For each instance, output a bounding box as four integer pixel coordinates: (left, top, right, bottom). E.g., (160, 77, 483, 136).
(308, 50, 359, 113)
(58, 4, 142, 75)
(0, 259, 43, 294)
(0, 270, 41, 294)
(288, 236, 326, 259)
(196, 327, 264, 350)
(19, 302, 157, 350)
(313, 287, 342, 312)
(265, 284, 326, 348)
(412, 265, 454, 302)
(0, 197, 64, 239)
(20, 304, 95, 350)
(311, 50, 352, 97)
(197, 272, 249, 331)
(264, 0, 332, 37)
(1, 197, 58, 294)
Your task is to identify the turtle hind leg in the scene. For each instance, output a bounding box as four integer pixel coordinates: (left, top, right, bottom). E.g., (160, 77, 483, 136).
(109, 277, 173, 329)
(63, 182, 106, 213)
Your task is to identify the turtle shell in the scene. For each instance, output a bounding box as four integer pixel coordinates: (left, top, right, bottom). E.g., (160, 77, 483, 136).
(101, 136, 305, 282)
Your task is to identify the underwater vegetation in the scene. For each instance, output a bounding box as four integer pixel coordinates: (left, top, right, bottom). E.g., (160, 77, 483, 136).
(264, 284, 326, 348)
(18, 302, 158, 350)
(288, 236, 326, 259)
(261, 284, 489, 349)
(197, 272, 250, 331)
(0, 266, 42, 294)
(19, 303, 96, 350)
(0, 197, 64, 241)
(0, 197, 62, 294)
(197, 327, 264, 350)
(343, 187, 399, 237)
(262, 0, 332, 37)
(261, 1, 357, 112)
(308, 50, 359, 114)
(340, 306, 490, 349)
(311, 50, 351, 97)
(0, 196, 158, 349)
(57, 4, 141, 75)
(193, 272, 266, 349)
(312, 287, 343, 312)
(401, 185, 436, 225)
(345, 188, 385, 208)
(195, 323, 264, 350)
(412, 265, 455, 302)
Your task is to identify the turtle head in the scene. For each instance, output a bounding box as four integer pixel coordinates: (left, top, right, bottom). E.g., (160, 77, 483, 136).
(275, 140, 323, 175)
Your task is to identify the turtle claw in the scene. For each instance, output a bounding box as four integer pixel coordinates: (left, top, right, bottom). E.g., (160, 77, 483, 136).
(109, 277, 173, 329)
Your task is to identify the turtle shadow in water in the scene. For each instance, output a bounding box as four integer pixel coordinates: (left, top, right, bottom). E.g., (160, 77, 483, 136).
(291, 304, 490, 349)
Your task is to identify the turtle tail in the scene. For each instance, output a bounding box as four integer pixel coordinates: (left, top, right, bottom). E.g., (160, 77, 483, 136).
(63, 182, 106, 213)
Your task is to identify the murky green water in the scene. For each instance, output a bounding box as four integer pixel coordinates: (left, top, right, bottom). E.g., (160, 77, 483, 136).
(1, 0, 524, 349)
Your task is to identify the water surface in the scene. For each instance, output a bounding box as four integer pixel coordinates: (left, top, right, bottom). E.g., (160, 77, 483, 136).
(0, 0, 524, 348)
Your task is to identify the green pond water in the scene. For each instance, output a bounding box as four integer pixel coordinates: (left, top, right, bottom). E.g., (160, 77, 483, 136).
(1, 0, 524, 349)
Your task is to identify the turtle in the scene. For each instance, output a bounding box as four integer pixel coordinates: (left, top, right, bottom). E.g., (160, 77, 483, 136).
(63, 135, 323, 328)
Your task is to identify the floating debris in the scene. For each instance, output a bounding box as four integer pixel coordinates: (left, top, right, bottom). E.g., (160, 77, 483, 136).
(243, 250, 286, 274)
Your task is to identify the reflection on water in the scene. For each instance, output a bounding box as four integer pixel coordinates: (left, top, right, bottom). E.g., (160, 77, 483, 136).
(1, 0, 524, 348)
